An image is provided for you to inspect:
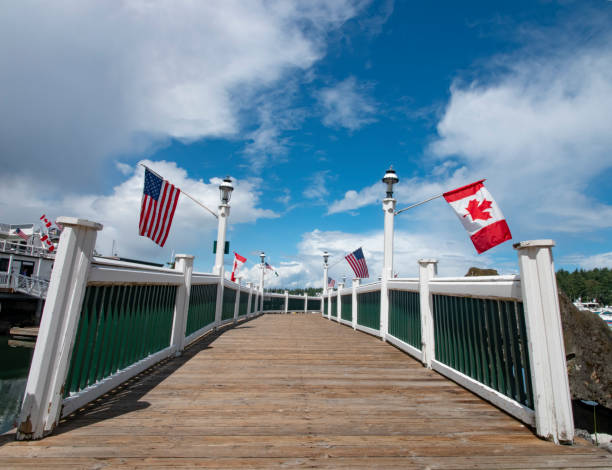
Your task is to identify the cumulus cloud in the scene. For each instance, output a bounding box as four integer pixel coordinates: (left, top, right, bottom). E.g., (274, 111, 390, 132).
(0, 1, 365, 192)
(0, 160, 277, 268)
(235, 226, 506, 289)
(563, 252, 612, 270)
(328, 33, 612, 235)
(317, 76, 377, 131)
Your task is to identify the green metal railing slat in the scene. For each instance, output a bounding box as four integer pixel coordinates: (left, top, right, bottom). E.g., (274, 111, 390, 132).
(508, 301, 526, 404)
(65, 287, 93, 395)
(88, 286, 108, 386)
(517, 302, 534, 408)
(499, 300, 517, 400)
(462, 297, 475, 378)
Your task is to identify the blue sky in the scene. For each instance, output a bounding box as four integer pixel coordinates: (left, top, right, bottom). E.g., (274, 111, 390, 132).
(1, 0, 611, 287)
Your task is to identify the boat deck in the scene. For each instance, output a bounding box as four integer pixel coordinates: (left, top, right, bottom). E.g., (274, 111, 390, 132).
(1, 314, 610, 468)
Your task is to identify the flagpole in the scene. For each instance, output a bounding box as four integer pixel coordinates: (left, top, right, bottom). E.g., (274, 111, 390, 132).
(394, 193, 443, 216)
(327, 246, 362, 269)
(139, 163, 218, 219)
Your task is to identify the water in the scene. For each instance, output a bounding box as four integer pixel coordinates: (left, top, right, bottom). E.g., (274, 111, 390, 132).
(0, 335, 34, 434)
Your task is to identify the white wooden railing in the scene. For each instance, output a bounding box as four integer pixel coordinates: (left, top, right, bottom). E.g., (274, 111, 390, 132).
(15, 218, 264, 440)
(323, 243, 573, 445)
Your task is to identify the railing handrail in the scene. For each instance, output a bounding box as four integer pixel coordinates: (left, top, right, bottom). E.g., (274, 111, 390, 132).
(0, 239, 54, 257)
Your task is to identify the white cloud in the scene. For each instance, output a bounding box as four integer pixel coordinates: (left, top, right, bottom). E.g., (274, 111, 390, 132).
(563, 252, 612, 270)
(328, 36, 612, 235)
(430, 38, 612, 233)
(0, 1, 365, 191)
(0, 160, 278, 267)
(303, 170, 331, 201)
(235, 226, 506, 289)
(317, 76, 377, 131)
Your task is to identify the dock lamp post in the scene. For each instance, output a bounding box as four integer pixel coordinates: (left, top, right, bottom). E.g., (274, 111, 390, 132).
(213, 177, 234, 276)
(323, 251, 329, 295)
(380, 166, 399, 340)
(259, 252, 266, 311)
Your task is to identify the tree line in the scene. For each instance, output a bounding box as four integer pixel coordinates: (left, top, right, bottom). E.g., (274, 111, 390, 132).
(556, 268, 612, 305)
(265, 287, 323, 296)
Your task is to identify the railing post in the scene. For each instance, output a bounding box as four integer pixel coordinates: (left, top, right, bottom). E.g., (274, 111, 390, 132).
(16, 217, 102, 440)
(514, 240, 573, 444)
(352, 278, 360, 329)
(233, 280, 241, 322)
(418, 259, 438, 369)
(304, 293, 308, 313)
(171, 254, 194, 356)
(284, 290, 289, 313)
(380, 194, 396, 341)
(336, 284, 343, 321)
(246, 282, 253, 317)
(327, 292, 332, 319)
(214, 272, 225, 325)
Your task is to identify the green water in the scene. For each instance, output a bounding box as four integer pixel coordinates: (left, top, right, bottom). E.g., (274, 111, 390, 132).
(0, 335, 34, 434)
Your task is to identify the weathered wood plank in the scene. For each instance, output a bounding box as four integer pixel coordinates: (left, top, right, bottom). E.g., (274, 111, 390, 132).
(1, 314, 610, 468)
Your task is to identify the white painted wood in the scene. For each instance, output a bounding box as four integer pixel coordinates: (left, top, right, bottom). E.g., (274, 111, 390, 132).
(380, 197, 396, 342)
(233, 281, 241, 321)
(386, 334, 423, 363)
(387, 279, 418, 290)
(214, 273, 224, 326)
(191, 273, 220, 285)
(304, 293, 308, 313)
(515, 240, 574, 444)
(429, 276, 522, 300)
(284, 290, 289, 313)
(17, 217, 102, 440)
(91, 257, 178, 274)
(88, 265, 183, 285)
(355, 281, 382, 294)
(61, 346, 174, 418)
(419, 259, 437, 369)
(355, 323, 381, 338)
(170, 255, 194, 355)
(212, 204, 229, 275)
(352, 278, 359, 329)
(246, 282, 253, 317)
(432, 360, 535, 427)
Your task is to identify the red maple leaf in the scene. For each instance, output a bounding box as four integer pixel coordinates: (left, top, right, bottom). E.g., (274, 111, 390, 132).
(463, 199, 492, 221)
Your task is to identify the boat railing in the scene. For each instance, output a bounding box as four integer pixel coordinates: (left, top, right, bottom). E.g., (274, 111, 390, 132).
(12, 274, 50, 298)
(0, 239, 52, 257)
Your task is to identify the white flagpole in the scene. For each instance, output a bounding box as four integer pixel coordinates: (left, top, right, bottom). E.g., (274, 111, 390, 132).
(395, 193, 443, 216)
(139, 163, 218, 219)
(327, 246, 362, 269)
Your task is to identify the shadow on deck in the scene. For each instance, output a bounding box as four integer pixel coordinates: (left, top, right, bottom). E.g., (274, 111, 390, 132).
(0, 314, 610, 468)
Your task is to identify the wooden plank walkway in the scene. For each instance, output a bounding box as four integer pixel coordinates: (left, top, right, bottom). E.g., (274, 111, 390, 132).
(1, 314, 610, 469)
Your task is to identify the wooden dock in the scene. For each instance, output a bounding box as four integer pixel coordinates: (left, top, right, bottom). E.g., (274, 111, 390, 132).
(1, 314, 610, 468)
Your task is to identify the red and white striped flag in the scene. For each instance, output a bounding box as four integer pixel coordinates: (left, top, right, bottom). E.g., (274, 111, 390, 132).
(139, 168, 181, 247)
(345, 247, 369, 279)
(443, 180, 512, 254)
(14, 228, 30, 241)
(231, 252, 247, 282)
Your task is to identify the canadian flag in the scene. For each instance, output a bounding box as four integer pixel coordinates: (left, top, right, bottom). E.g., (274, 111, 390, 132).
(443, 180, 512, 254)
(230, 252, 247, 282)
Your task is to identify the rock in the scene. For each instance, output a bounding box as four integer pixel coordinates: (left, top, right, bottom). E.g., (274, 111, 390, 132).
(465, 267, 499, 276)
(558, 292, 612, 408)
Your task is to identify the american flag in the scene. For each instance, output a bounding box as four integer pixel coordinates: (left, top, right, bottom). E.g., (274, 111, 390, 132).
(265, 262, 274, 271)
(328, 277, 335, 288)
(14, 228, 30, 241)
(139, 168, 181, 247)
(345, 247, 369, 279)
